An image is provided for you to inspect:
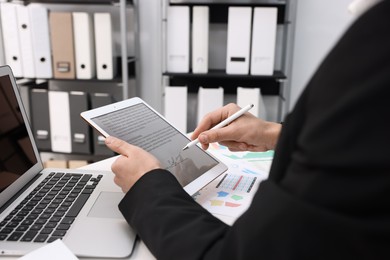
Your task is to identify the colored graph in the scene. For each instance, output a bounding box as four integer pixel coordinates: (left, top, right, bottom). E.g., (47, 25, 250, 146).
(216, 174, 257, 193)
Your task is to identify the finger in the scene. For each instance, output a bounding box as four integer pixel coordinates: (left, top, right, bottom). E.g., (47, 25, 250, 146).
(111, 154, 129, 173)
(199, 124, 238, 145)
(105, 136, 133, 157)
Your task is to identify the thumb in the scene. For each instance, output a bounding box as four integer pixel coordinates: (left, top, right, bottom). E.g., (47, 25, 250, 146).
(105, 136, 132, 157)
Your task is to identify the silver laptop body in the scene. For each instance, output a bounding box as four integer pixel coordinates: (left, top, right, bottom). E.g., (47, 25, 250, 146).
(0, 65, 135, 258)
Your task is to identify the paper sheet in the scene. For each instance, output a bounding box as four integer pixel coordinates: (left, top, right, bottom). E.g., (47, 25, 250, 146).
(194, 143, 273, 221)
(19, 239, 79, 260)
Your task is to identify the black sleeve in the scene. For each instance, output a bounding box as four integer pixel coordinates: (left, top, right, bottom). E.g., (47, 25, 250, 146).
(119, 169, 388, 260)
(118, 169, 229, 260)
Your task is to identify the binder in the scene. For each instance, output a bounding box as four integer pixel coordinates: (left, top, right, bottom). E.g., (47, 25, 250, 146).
(16, 5, 35, 78)
(49, 12, 76, 79)
(197, 87, 224, 124)
(94, 13, 116, 80)
(0, 3, 23, 77)
(48, 91, 72, 153)
(166, 6, 190, 73)
(164, 86, 188, 133)
(250, 7, 278, 76)
(192, 6, 209, 74)
(237, 87, 260, 117)
(90, 93, 114, 156)
(236, 87, 266, 119)
(226, 7, 252, 75)
(73, 12, 96, 79)
(30, 89, 51, 150)
(28, 5, 52, 79)
(69, 91, 91, 154)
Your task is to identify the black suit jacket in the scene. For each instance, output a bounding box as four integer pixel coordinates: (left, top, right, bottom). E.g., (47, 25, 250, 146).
(119, 2, 390, 259)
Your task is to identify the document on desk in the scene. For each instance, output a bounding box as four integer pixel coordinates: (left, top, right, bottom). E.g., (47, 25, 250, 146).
(193, 143, 273, 222)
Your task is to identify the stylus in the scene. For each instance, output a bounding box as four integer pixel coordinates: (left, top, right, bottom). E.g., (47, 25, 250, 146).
(182, 104, 254, 151)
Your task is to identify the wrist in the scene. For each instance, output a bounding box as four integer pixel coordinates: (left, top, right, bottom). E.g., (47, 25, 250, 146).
(263, 122, 282, 150)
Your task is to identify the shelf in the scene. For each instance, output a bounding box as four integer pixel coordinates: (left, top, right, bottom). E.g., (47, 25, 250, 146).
(164, 69, 286, 79)
(16, 57, 136, 82)
(170, 0, 286, 5)
(164, 69, 285, 95)
(170, 1, 286, 23)
(20, 0, 133, 5)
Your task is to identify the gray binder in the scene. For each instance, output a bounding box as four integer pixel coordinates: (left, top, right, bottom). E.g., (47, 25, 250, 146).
(90, 93, 114, 156)
(30, 88, 51, 151)
(69, 91, 91, 154)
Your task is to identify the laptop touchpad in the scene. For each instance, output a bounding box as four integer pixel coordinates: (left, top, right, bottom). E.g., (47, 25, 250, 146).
(88, 192, 124, 219)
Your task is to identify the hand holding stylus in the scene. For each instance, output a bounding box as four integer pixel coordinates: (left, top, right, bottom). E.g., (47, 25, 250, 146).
(183, 104, 254, 150)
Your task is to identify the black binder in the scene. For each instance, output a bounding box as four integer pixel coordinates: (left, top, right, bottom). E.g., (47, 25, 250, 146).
(90, 93, 114, 156)
(30, 89, 51, 151)
(69, 91, 91, 154)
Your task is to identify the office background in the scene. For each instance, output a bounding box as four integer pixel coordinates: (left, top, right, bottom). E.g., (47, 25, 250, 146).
(0, 0, 355, 166)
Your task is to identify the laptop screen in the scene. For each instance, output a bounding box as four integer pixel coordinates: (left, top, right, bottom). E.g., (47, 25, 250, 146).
(0, 74, 38, 193)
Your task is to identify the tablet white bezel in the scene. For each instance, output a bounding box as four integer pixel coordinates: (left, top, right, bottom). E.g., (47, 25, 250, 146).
(81, 97, 227, 195)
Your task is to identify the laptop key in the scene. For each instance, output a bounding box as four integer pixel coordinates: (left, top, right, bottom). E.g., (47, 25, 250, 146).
(66, 194, 90, 218)
(40, 228, 53, 235)
(52, 230, 66, 237)
(7, 231, 24, 241)
(48, 236, 62, 243)
(0, 228, 13, 234)
(21, 231, 38, 242)
(57, 224, 70, 230)
(45, 222, 57, 229)
(61, 217, 75, 225)
(34, 234, 48, 243)
(16, 225, 29, 232)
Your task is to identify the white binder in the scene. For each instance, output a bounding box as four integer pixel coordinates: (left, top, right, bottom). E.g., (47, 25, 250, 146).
(164, 86, 188, 133)
(16, 5, 35, 78)
(250, 7, 278, 76)
(166, 6, 190, 73)
(236, 87, 266, 119)
(48, 91, 72, 153)
(73, 12, 96, 79)
(94, 13, 116, 80)
(197, 87, 224, 124)
(192, 6, 209, 74)
(28, 5, 53, 79)
(1, 3, 23, 77)
(226, 7, 252, 75)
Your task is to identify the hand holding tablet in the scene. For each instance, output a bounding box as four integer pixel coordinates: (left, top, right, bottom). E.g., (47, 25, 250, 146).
(81, 97, 227, 195)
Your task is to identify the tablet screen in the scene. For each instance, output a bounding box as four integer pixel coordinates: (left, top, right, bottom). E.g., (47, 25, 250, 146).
(90, 102, 219, 187)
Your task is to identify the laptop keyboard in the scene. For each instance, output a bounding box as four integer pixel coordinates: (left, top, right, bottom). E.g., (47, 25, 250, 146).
(0, 172, 102, 243)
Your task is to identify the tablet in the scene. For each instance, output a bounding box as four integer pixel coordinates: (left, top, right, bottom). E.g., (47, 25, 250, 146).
(81, 97, 227, 195)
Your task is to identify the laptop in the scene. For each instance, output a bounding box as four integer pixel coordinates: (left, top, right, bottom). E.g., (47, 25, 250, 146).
(0, 65, 136, 258)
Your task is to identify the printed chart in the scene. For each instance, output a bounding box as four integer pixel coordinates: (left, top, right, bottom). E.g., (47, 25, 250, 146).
(194, 143, 274, 222)
(216, 174, 257, 193)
